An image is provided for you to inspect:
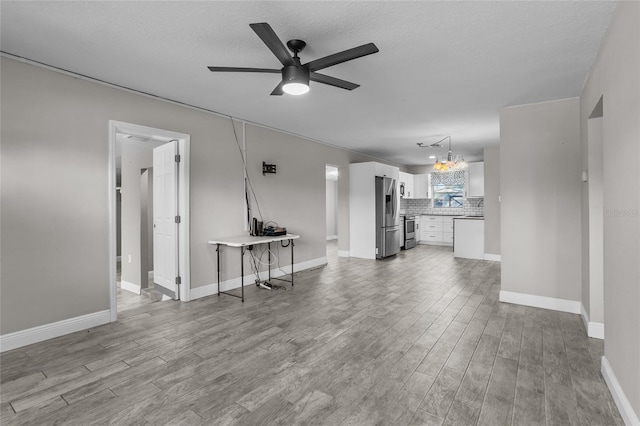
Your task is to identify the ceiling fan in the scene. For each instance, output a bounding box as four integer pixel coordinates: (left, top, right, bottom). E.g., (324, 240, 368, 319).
(208, 22, 379, 96)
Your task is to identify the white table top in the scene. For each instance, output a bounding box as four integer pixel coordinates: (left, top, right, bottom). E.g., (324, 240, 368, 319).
(208, 234, 300, 247)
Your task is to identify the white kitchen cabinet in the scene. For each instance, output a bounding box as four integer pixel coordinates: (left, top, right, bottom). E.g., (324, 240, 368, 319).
(399, 171, 415, 199)
(454, 218, 485, 259)
(419, 215, 453, 246)
(467, 162, 484, 197)
(443, 216, 454, 243)
(375, 162, 398, 179)
(413, 173, 431, 199)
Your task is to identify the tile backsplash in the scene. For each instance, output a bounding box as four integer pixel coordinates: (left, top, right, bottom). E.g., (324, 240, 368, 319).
(400, 198, 484, 216)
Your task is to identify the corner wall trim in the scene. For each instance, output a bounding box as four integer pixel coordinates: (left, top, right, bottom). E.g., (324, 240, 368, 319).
(484, 253, 501, 262)
(601, 356, 640, 426)
(120, 280, 141, 295)
(0, 310, 111, 353)
(499, 290, 581, 314)
(190, 257, 328, 300)
(581, 303, 605, 339)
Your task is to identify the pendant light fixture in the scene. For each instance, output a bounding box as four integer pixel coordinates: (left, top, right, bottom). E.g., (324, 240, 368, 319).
(417, 136, 467, 171)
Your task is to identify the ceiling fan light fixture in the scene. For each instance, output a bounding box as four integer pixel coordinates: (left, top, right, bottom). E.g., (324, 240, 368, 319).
(282, 65, 310, 95)
(282, 82, 309, 95)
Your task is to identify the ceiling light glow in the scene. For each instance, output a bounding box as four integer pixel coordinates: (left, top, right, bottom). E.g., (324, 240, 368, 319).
(282, 82, 309, 95)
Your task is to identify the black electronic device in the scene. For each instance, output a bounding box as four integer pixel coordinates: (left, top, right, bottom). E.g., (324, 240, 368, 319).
(251, 218, 264, 236)
(263, 226, 287, 236)
(262, 162, 277, 175)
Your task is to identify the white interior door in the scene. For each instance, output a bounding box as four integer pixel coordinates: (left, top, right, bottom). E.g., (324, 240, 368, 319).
(153, 141, 179, 299)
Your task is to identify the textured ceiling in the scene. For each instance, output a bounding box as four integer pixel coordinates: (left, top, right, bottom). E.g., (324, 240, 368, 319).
(0, 1, 615, 166)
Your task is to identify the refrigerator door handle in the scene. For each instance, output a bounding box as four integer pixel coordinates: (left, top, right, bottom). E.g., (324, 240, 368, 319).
(388, 179, 397, 222)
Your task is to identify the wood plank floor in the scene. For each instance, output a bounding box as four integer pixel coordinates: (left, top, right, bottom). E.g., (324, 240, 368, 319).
(1, 242, 624, 425)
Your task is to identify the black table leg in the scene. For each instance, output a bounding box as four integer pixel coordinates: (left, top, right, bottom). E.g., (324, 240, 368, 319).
(291, 239, 294, 287)
(240, 246, 245, 302)
(268, 242, 272, 282)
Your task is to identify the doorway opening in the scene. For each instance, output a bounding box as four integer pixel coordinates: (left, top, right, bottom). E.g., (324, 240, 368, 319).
(326, 165, 339, 263)
(109, 121, 190, 322)
(582, 96, 605, 339)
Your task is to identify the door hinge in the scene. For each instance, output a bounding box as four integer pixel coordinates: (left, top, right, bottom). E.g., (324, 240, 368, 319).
(175, 276, 182, 285)
(175, 215, 181, 223)
(175, 154, 181, 163)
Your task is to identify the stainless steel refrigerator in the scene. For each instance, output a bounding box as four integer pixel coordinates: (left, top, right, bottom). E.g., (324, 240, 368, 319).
(375, 176, 400, 259)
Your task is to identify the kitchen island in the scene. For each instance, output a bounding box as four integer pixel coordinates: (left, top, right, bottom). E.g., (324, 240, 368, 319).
(453, 217, 485, 260)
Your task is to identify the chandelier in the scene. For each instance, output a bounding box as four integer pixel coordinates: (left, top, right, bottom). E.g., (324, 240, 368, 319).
(417, 136, 467, 171)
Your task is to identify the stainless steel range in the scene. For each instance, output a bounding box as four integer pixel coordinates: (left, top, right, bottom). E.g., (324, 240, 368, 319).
(402, 215, 416, 250)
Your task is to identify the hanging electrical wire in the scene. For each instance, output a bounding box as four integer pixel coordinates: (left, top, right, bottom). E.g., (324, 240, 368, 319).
(275, 242, 291, 277)
(228, 117, 263, 225)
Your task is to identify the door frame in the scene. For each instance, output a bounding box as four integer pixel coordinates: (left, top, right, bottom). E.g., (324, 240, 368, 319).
(108, 120, 191, 322)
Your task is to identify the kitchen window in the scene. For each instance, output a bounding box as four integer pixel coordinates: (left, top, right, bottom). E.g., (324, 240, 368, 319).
(432, 183, 464, 208)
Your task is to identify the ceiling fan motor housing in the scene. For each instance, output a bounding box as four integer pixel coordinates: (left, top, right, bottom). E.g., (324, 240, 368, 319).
(282, 65, 309, 86)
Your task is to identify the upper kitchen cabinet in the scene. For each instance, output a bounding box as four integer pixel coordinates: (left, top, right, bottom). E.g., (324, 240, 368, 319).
(467, 162, 484, 198)
(374, 162, 399, 180)
(399, 171, 415, 199)
(413, 173, 432, 199)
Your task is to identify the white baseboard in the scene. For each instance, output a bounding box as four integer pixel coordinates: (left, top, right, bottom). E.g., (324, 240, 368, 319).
(580, 303, 605, 339)
(499, 290, 581, 314)
(601, 356, 640, 426)
(326, 235, 338, 241)
(588, 322, 605, 340)
(337, 250, 350, 257)
(148, 270, 154, 280)
(0, 310, 111, 353)
(120, 280, 141, 295)
(190, 256, 328, 300)
(484, 253, 501, 261)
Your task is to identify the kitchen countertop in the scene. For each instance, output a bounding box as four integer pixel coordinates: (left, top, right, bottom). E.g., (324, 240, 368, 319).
(414, 213, 484, 218)
(415, 213, 466, 216)
(400, 212, 484, 218)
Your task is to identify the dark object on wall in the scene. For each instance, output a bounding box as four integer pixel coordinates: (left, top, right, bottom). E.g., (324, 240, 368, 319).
(263, 162, 277, 175)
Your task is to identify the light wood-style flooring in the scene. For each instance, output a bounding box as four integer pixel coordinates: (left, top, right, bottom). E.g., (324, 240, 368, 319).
(1, 242, 624, 425)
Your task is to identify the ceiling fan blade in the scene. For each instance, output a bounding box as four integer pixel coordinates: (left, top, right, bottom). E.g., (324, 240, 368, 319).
(249, 23, 294, 66)
(310, 72, 360, 90)
(305, 43, 379, 72)
(208, 66, 281, 74)
(270, 82, 284, 96)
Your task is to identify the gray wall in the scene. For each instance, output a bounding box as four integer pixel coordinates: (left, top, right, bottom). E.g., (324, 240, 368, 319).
(582, 117, 604, 325)
(500, 98, 582, 302)
(326, 178, 338, 238)
(579, 1, 640, 416)
(140, 168, 153, 288)
(0, 57, 395, 335)
(120, 148, 153, 288)
(483, 147, 500, 256)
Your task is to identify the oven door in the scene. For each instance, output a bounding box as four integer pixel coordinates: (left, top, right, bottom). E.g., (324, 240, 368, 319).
(405, 218, 416, 240)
